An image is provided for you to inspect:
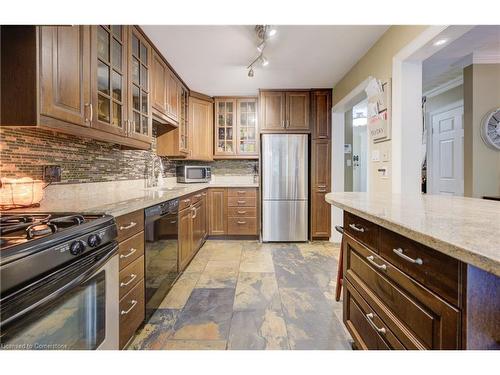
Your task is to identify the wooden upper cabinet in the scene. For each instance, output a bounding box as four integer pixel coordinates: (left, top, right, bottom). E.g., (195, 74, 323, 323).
(90, 25, 128, 136)
(259, 90, 310, 132)
(260, 91, 285, 131)
(127, 27, 152, 143)
(312, 139, 331, 189)
(167, 71, 180, 122)
(214, 97, 258, 158)
(286, 91, 310, 130)
(151, 50, 168, 119)
(188, 95, 213, 161)
(39, 26, 91, 128)
(312, 90, 331, 139)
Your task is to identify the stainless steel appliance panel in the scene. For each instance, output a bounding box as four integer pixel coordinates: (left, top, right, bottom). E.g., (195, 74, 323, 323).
(262, 201, 308, 241)
(262, 134, 308, 200)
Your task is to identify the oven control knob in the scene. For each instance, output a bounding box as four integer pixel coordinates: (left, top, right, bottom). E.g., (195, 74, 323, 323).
(69, 240, 86, 256)
(87, 234, 101, 248)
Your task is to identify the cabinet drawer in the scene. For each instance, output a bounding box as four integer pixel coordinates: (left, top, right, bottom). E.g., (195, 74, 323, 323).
(344, 280, 405, 350)
(228, 207, 257, 218)
(345, 235, 460, 349)
(190, 191, 204, 204)
(119, 231, 144, 269)
(227, 188, 257, 198)
(227, 217, 257, 235)
(227, 197, 257, 207)
(119, 255, 144, 300)
(119, 278, 145, 349)
(179, 196, 192, 210)
(379, 227, 460, 306)
(344, 212, 379, 252)
(116, 210, 144, 242)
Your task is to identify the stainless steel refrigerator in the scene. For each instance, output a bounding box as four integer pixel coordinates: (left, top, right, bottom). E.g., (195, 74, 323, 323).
(262, 134, 308, 242)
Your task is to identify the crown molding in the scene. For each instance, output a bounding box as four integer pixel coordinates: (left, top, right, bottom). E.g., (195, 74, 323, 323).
(423, 76, 463, 99)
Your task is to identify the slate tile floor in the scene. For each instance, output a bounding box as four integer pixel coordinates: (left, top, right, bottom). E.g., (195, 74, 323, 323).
(130, 240, 352, 350)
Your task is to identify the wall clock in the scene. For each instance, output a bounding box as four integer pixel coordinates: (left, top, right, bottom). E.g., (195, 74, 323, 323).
(481, 107, 500, 151)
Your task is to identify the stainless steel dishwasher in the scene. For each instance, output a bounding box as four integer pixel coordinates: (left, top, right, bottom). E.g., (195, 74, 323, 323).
(144, 198, 179, 321)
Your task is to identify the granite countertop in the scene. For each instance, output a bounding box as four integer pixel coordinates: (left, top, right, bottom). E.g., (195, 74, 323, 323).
(325, 192, 500, 277)
(20, 181, 259, 217)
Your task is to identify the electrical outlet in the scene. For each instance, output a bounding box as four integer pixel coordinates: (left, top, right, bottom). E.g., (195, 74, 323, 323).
(43, 165, 62, 183)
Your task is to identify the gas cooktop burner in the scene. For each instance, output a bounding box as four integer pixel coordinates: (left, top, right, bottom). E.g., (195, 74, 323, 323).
(0, 213, 103, 250)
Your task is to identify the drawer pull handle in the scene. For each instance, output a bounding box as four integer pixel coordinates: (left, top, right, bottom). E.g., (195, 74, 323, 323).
(170, 220, 177, 224)
(393, 248, 423, 265)
(202, 192, 207, 196)
(191, 207, 197, 219)
(366, 255, 387, 271)
(120, 248, 137, 259)
(183, 198, 191, 203)
(237, 200, 246, 204)
(194, 194, 202, 198)
(366, 313, 386, 335)
(237, 210, 247, 214)
(119, 221, 137, 230)
(237, 220, 247, 224)
(237, 191, 246, 194)
(121, 300, 138, 315)
(349, 223, 365, 233)
(120, 274, 137, 287)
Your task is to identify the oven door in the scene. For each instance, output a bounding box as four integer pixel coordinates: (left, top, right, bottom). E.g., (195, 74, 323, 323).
(0, 243, 119, 350)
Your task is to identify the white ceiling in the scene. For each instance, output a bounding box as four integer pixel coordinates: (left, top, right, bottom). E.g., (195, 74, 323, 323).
(423, 25, 500, 92)
(141, 25, 389, 96)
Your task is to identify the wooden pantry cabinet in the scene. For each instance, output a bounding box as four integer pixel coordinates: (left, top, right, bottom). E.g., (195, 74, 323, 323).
(259, 90, 310, 132)
(214, 97, 259, 159)
(310, 90, 332, 239)
(0, 25, 152, 149)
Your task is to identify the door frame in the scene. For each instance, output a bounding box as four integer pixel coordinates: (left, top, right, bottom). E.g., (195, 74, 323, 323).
(331, 78, 371, 242)
(427, 100, 464, 195)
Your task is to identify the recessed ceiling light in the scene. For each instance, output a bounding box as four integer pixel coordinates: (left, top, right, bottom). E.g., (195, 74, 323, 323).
(433, 39, 448, 46)
(267, 27, 277, 37)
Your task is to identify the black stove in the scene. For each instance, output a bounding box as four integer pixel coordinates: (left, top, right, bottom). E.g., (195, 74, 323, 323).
(0, 212, 118, 295)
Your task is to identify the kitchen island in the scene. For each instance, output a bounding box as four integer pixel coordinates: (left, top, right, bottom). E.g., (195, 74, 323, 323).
(325, 192, 499, 350)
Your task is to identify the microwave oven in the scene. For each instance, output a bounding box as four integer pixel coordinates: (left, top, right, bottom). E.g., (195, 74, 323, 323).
(176, 165, 212, 183)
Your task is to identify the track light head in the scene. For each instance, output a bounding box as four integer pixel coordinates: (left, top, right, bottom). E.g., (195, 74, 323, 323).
(248, 67, 254, 78)
(257, 41, 266, 53)
(260, 55, 269, 66)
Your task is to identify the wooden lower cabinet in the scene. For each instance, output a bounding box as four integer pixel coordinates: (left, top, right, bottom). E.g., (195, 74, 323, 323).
(178, 205, 193, 271)
(208, 189, 227, 235)
(342, 212, 462, 350)
(207, 188, 258, 237)
(116, 209, 146, 349)
(119, 279, 145, 349)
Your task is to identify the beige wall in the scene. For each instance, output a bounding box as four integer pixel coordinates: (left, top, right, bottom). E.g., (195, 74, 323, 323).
(463, 64, 500, 198)
(333, 26, 428, 192)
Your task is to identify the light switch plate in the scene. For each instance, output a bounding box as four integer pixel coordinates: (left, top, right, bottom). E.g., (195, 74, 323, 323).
(372, 150, 380, 162)
(382, 150, 390, 162)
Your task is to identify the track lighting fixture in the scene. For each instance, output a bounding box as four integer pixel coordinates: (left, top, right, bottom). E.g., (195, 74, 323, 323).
(246, 25, 276, 77)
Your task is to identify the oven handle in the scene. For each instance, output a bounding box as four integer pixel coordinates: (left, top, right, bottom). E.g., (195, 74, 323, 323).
(0, 243, 118, 329)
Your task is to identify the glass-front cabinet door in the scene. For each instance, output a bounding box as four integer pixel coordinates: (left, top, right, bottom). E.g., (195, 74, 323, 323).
(215, 99, 236, 156)
(237, 98, 258, 156)
(128, 27, 152, 142)
(91, 25, 127, 136)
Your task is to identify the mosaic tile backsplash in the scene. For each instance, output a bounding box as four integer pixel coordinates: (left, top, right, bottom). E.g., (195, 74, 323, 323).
(0, 127, 258, 184)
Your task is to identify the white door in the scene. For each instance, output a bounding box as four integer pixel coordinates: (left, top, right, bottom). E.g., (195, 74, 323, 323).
(430, 105, 464, 196)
